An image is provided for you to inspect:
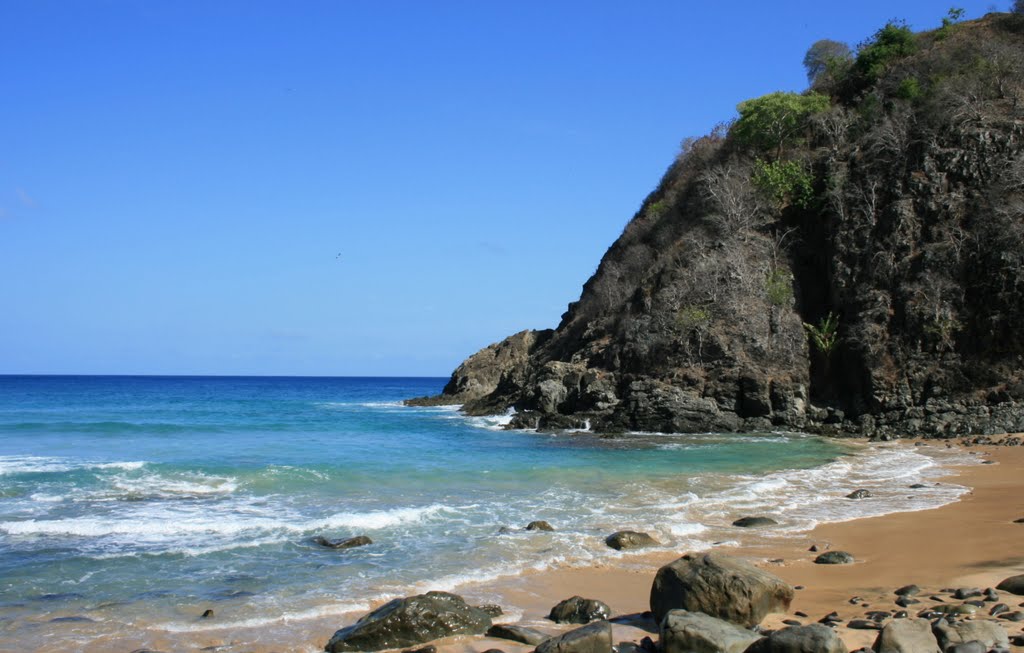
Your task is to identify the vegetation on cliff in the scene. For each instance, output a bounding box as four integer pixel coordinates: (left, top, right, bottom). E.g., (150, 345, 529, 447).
(409, 11, 1024, 438)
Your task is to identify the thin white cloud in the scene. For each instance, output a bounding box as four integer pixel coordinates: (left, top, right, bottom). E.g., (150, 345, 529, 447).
(15, 188, 36, 208)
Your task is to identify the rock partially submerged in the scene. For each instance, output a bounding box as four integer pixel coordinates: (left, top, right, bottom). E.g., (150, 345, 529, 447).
(314, 535, 373, 550)
(547, 596, 611, 624)
(324, 591, 491, 652)
(660, 610, 761, 653)
(845, 489, 871, 499)
(605, 530, 658, 551)
(650, 552, 794, 626)
(535, 620, 612, 653)
(526, 520, 555, 532)
(731, 517, 778, 528)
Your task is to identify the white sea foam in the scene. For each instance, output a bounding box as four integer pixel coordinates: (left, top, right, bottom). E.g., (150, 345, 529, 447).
(108, 473, 238, 498)
(0, 502, 453, 539)
(0, 455, 147, 476)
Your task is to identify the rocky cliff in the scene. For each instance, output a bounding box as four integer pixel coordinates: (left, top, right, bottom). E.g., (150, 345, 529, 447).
(408, 13, 1024, 438)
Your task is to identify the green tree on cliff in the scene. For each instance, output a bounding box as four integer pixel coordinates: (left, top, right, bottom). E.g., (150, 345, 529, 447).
(732, 91, 831, 158)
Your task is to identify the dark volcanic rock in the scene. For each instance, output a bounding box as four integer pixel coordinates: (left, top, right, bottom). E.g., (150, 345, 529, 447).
(324, 591, 491, 652)
(814, 551, 854, 565)
(894, 585, 920, 597)
(201, 609, 214, 618)
(731, 517, 778, 528)
(547, 596, 611, 624)
(650, 552, 794, 626)
(660, 610, 761, 653)
(534, 620, 612, 653)
(605, 530, 659, 550)
(526, 520, 555, 532)
(845, 489, 871, 499)
(314, 535, 373, 550)
(485, 624, 549, 646)
(996, 574, 1024, 595)
(745, 624, 848, 653)
(411, 15, 1024, 440)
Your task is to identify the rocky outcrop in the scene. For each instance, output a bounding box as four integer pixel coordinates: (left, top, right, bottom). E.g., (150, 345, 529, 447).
(814, 551, 855, 565)
(410, 14, 1024, 439)
(649, 553, 794, 626)
(324, 592, 491, 652)
(659, 610, 761, 653)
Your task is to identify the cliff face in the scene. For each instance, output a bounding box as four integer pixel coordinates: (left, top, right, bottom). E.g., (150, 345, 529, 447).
(409, 14, 1024, 438)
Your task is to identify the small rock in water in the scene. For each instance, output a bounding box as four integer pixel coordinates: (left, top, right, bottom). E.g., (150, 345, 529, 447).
(49, 616, 94, 623)
(313, 535, 373, 550)
(496, 526, 513, 534)
(909, 483, 928, 488)
(526, 520, 554, 532)
(605, 530, 658, 551)
(895, 584, 921, 596)
(731, 516, 778, 528)
(477, 604, 503, 617)
(845, 489, 872, 499)
(814, 551, 854, 565)
(201, 609, 214, 619)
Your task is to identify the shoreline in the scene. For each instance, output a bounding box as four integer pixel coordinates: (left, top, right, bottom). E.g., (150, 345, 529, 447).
(12, 437, 1023, 652)
(443, 437, 1024, 653)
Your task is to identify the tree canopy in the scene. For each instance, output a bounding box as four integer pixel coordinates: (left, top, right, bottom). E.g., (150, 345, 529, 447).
(732, 91, 831, 157)
(803, 39, 852, 86)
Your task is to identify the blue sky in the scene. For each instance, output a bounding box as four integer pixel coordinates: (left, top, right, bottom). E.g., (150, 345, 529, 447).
(1, 0, 1004, 376)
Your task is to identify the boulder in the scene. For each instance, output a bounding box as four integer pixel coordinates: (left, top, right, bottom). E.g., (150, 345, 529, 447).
(996, 574, 1024, 595)
(485, 624, 550, 646)
(649, 552, 794, 626)
(731, 517, 778, 528)
(605, 531, 659, 551)
(547, 596, 611, 624)
(873, 618, 940, 653)
(660, 610, 761, 653)
(814, 551, 854, 565)
(534, 620, 612, 653)
(894, 585, 920, 596)
(745, 624, 848, 653)
(314, 535, 373, 550)
(526, 520, 555, 532)
(845, 489, 871, 499)
(324, 591, 491, 652)
(932, 618, 1009, 652)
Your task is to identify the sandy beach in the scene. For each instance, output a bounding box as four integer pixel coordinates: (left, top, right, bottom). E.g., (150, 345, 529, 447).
(439, 438, 1024, 653)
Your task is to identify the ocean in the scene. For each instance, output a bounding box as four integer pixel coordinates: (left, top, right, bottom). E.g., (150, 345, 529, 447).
(0, 375, 974, 652)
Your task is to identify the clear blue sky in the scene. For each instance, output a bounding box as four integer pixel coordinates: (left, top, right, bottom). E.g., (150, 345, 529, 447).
(1, 0, 1003, 376)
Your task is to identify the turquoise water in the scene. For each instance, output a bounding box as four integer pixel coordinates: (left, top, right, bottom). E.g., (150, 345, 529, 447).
(0, 376, 970, 651)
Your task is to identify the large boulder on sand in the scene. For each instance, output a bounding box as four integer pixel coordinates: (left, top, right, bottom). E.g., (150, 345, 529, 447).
(745, 624, 848, 653)
(996, 574, 1024, 595)
(649, 552, 794, 626)
(872, 618, 940, 653)
(547, 596, 611, 624)
(324, 591, 491, 652)
(660, 610, 761, 653)
(932, 618, 1009, 651)
(535, 620, 612, 653)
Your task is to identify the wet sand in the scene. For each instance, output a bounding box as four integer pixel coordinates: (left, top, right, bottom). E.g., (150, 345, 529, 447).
(444, 438, 1024, 653)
